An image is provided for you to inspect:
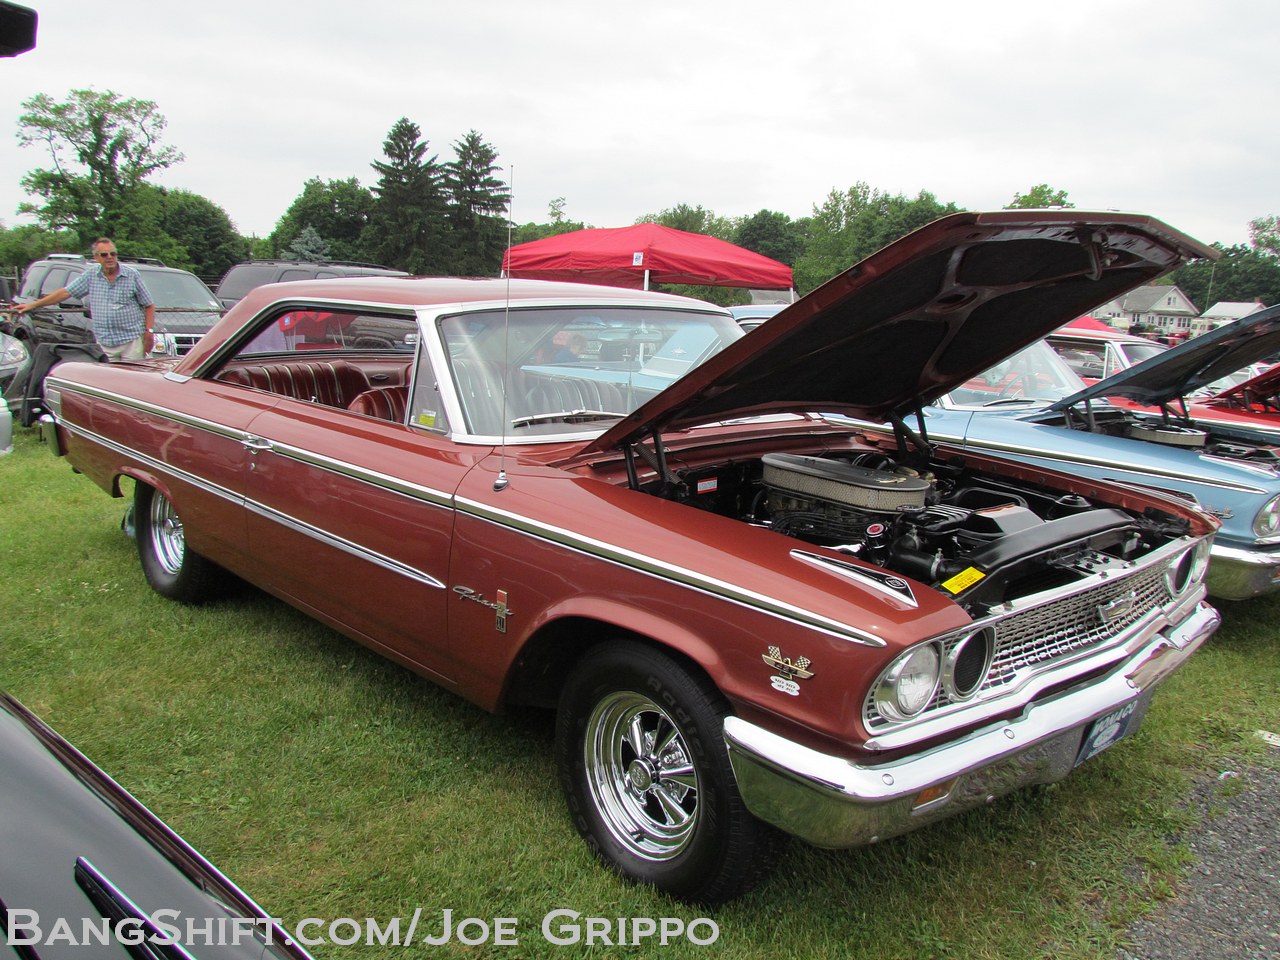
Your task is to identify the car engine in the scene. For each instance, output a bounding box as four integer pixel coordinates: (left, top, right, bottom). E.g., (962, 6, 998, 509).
(671, 449, 1192, 614)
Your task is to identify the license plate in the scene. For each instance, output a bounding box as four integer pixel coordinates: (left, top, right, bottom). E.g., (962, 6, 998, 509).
(1076, 699, 1141, 766)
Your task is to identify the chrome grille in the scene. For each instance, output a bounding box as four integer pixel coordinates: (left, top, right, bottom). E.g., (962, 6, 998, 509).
(865, 563, 1172, 730)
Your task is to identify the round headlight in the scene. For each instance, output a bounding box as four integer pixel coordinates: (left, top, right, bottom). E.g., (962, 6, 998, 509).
(944, 628, 994, 700)
(875, 643, 942, 721)
(149, 332, 176, 356)
(1254, 495, 1280, 539)
(1166, 539, 1212, 595)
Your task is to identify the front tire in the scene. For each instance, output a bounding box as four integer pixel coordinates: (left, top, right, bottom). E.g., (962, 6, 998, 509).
(135, 484, 225, 603)
(555, 640, 785, 904)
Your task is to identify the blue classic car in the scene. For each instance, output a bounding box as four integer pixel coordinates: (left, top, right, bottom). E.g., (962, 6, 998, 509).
(877, 309, 1280, 600)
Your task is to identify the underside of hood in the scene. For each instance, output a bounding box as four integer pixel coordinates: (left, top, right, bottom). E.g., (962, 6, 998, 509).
(583, 211, 1218, 455)
(1049, 303, 1280, 412)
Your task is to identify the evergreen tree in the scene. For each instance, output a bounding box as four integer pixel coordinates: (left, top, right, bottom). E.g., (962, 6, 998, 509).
(365, 117, 449, 274)
(281, 225, 331, 262)
(444, 130, 511, 275)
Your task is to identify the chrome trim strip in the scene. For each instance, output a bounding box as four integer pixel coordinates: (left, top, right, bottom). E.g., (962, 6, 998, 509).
(242, 497, 445, 589)
(791, 550, 919, 608)
(58, 418, 239, 506)
(48, 378, 252, 443)
(939, 431, 1271, 496)
(456, 496, 887, 647)
(56, 419, 447, 590)
(259, 439, 456, 510)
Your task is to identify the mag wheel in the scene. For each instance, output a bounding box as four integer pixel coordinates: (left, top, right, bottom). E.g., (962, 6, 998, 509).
(135, 484, 225, 603)
(555, 640, 784, 904)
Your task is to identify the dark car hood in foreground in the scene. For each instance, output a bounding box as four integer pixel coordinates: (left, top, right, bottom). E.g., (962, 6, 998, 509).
(583, 211, 1216, 454)
(0, 692, 309, 960)
(1047, 304, 1280, 412)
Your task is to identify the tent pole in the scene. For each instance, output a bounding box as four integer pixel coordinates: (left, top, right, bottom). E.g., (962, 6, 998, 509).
(644, 269, 650, 291)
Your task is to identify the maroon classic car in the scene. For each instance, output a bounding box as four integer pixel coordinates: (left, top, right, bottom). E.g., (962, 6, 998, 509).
(39, 212, 1220, 904)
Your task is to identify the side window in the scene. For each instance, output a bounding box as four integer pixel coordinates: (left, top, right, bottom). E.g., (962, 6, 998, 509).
(18, 267, 46, 299)
(277, 268, 315, 282)
(215, 306, 419, 422)
(39, 268, 71, 298)
(407, 349, 449, 434)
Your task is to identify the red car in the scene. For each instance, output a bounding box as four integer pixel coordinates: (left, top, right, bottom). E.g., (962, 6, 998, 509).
(1048, 316, 1280, 434)
(40, 212, 1220, 903)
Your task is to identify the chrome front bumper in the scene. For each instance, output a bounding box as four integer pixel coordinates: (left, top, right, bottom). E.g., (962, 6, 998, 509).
(1207, 543, 1280, 600)
(723, 602, 1219, 849)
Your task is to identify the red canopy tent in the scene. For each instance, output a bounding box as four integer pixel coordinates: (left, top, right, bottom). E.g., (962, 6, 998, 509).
(502, 223, 794, 291)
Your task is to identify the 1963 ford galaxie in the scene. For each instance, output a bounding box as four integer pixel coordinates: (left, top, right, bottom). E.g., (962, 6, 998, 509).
(38, 211, 1220, 903)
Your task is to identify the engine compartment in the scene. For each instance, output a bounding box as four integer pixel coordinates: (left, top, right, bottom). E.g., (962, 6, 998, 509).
(653, 447, 1191, 613)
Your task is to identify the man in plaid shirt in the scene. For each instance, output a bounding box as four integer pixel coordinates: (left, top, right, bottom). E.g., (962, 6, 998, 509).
(13, 237, 155, 359)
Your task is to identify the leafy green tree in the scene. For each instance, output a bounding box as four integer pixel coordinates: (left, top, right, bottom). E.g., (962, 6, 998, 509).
(1005, 183, 1073, 209)
(1171, 244, 1280, 308)
(365, 117, 450, 274)
(512, 198, 588, 244)
(794, 183, 961, 293)
(269, 177, 375, 262)
(152, 187, 249, 279)
(281, 225, 332, 262)
(16, 88, 184, 246)
(0, 224, 78, 276)
(445, 130, 510, 275)
(1248, 215, 1280, 258)
(637, 203, 735, 240)
(734, 209, 804, 266)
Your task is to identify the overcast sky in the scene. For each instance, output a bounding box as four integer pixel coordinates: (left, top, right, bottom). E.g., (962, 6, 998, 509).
(3, 0, 1277, 250)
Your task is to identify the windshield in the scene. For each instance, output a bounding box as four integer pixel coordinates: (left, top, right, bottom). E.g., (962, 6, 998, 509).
(439, 306, 742, 436)
(944, 340, 1086, 407)
(140, 271, 222, 311)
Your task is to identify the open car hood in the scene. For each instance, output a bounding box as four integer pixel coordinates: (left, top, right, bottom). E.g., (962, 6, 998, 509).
(582, 211, 1217, 455)
(1047, 303, 1280, 412)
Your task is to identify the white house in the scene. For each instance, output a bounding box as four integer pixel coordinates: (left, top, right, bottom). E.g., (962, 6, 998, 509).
(1091, 285, 1199, 336)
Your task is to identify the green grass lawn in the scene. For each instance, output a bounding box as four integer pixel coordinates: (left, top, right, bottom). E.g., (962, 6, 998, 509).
(2, 427, 1277, 959)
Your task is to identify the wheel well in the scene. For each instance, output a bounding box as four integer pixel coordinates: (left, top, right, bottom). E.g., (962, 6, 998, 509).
(501, 617, 711, 711)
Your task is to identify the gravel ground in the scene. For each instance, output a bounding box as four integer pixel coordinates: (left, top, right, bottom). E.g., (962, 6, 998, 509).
(1118, 760, 1280, 960)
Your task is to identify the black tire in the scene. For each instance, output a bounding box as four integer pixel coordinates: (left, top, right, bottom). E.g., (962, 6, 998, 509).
(555, 640, 786, 904)
(134, 484, 225, 603)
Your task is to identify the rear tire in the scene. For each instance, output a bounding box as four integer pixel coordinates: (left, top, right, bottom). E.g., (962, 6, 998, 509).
(135, 484, 225, 603)
(555, 640, 786, 904)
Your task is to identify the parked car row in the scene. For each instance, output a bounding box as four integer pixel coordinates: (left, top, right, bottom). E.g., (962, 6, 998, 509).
(2, 256, 408, 360)
(35, 211, 1224, 902)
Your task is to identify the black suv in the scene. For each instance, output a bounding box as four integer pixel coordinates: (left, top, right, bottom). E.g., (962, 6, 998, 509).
(7, 254, 224, 356)
(214, 259, 410, 309)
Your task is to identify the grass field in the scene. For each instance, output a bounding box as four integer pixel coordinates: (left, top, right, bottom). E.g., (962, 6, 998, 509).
(2, 427, 1277, 959)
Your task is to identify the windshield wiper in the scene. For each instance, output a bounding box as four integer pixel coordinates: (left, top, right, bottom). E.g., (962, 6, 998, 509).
(511, 409, 622, 429)
(981, 396, 1051, 407)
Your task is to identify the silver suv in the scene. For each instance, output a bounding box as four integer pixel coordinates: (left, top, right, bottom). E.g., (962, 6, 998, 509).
(8, 254, 224, 356)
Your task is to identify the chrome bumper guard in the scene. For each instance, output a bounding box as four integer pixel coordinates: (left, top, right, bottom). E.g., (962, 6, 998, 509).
(723, 602, 1219, 849)
(37, 413, 66, 457)
(1207, 543, 1280, 600)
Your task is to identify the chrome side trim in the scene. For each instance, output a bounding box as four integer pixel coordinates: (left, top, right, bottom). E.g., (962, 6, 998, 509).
(48, 379, 252, 444)
(243, 497, 445, 589)
(457, 496, 888, 647)
(57, 420, 447, 590)
(257, 439, 456, 510)
(943, 432, 1272, 496)
(58, 418, 242, 507)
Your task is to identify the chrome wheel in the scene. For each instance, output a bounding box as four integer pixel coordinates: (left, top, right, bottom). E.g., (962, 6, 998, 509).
(148, 491, 185, 576)
(584, 690, 700, 861)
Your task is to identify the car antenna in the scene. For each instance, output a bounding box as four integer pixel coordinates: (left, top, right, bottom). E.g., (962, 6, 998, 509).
(494, 164, 514, 492)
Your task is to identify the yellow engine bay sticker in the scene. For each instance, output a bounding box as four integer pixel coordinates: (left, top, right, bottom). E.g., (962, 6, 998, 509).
(942, 567, 986, 594)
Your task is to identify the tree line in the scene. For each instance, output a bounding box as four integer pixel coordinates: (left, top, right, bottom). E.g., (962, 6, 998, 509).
(5, 88, 1280, 309)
